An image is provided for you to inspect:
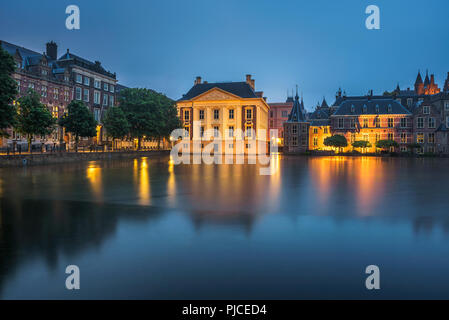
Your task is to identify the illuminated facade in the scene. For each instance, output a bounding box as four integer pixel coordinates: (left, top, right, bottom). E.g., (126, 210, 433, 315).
(176, 75, 270, 154)
(330, 93, 413, 153)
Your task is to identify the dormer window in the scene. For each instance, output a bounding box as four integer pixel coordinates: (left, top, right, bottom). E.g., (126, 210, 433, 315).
(363, 105, 367, 113)
(388, 104, 392, 113)
(375, 105, 379, 113)
(351, 105, 355, 113)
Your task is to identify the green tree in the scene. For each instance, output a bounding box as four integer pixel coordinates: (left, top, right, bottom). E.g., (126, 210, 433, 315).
(153, 94, 181, 149)
(59, 100, 97, 152)
(352, 140, 372, 153)
(103, 106, 130, 150)
(16, 89, 56, 152)
(376, 139, 399, 152)
(324, 134, 348, 153)
(118, 88, 162, 150)
(0, 46, 18, 137)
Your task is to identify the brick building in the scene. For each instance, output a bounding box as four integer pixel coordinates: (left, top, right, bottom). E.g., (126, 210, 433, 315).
(0, 40, 120, 150)
(268, 95, 294, 147)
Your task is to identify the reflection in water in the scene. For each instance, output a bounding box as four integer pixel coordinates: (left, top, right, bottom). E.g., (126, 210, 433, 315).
(134, 157, 150, 206)
(86, 162, 103, 202)
(1, 155, 449, 299)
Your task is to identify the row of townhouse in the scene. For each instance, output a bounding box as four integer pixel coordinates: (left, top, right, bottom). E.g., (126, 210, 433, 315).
(0, 40, 121, 150)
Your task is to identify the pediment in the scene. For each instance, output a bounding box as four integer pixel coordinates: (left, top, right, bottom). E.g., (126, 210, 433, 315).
(192, 88, 241, 101)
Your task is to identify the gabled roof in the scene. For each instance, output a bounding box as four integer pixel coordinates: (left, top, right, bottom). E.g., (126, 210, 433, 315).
(178, 82, 258, 101)
(333, 97, 411, 116)
(321, 97, 328, 108)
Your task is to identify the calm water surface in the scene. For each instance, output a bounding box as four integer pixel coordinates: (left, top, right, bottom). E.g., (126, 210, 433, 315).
(1, 155, 449, 299)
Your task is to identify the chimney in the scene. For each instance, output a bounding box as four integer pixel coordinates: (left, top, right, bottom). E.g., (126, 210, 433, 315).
(46, 41, 57, 60)
(194, 76, 202, 85)
(251, 79, 255, 89)
(246, 74, 252, 84)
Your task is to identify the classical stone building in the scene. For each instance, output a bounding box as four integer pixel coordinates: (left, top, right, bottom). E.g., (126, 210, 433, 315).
(283, 90, 309, 153)
(176, 75, 270, 154)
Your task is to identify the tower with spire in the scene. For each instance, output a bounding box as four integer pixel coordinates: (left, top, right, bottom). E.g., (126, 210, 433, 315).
(283, 85, 310, 153)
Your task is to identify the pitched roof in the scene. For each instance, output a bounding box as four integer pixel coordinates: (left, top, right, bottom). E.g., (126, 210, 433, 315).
(415, 71, 423, 85)
(310, 119, 331, 126)
(0, 40, 42, 61)
(287, 94, 307, 122)
(333, 97, 411, 116)
(178, 82, 258, 101)
(58, 51, 115, 79)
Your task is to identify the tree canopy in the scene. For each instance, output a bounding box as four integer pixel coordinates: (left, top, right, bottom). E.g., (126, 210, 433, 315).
(103, 106, 130, 149)
(118, 88, 180, 149)
(352, 140, 372, 149)
(376, 139, 399, 150)
(59, 100, 97, 151)
(324, 135, 348, 150)
(16, 89, 56, 151)
(0, 46, 18, 137)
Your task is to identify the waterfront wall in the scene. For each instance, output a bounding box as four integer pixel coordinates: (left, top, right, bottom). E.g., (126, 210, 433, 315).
(0, 150, 170, 167)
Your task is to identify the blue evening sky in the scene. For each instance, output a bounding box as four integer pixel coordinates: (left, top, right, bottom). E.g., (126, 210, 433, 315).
(1, 0, 448, 110)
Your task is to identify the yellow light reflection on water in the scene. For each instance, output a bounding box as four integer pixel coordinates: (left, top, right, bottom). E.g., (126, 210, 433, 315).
(167, 156, 176, 206)
(135, 157, 150, 205)
(86, 162, 103, 201)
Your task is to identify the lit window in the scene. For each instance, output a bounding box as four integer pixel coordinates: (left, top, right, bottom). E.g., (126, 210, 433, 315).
(363, 118, 368, 128)
(401, 133, 407, 143)
(416, 133, 424, 144)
